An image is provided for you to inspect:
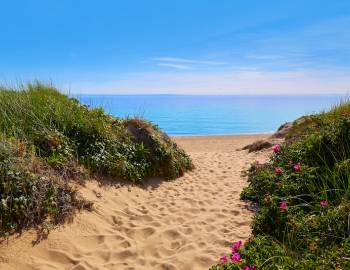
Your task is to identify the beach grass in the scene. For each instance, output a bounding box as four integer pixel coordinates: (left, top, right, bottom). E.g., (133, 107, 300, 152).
(0, 82, 193, 235)
(211, 102, 350, 269)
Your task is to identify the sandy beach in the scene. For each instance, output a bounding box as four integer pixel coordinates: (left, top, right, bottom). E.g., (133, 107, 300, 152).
(0, 134, 269, 270)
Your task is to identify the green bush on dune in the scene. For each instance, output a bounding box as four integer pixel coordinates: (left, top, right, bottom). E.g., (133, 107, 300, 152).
(0, 138, 84, 233)
(211, 103, 350, 269)
(0, 82, 193, 234)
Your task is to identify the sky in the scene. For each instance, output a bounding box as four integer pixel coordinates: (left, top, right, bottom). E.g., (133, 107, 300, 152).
(1, 0, 350, 94)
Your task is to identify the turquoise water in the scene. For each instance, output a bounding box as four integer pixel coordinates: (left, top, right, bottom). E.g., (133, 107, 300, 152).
(77, 95, 343, 136)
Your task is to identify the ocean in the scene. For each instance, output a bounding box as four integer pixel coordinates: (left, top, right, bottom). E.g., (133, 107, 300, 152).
(77, 95, 344, 136)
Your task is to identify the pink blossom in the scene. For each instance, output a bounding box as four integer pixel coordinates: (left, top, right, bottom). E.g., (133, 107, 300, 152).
(273, 144, 281, 154)
(293, 164, 300, 172)
(320, 200, 328, 207)
(275, 167, 284, 174)
(279, 200, 288, 210)
(341, 111, 348, 117)
(231, 240, 242, 252)
(288, 160, 293, 165)
(240, 266, 257, 270)
(231, 252, 241, 262)
(220, 255, 229, 263)
(256, 161, 265, 168)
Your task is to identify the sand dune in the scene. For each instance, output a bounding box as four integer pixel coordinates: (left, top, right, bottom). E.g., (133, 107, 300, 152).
(0, 135, 269, 270)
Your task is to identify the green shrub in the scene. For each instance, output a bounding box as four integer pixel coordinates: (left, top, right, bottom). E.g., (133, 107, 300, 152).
(213, 102, 350, 269)
(0, 82, 193, 234)
(0, 139, 83, 234)
(210, 235, 350, 270)
(0, 82, 193, 182)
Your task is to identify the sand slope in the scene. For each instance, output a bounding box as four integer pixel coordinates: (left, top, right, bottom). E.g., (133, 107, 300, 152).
(0, 135, 269, 270)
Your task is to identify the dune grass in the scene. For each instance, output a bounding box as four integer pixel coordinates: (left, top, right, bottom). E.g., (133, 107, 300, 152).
(211, 102, 350, 269)
(0, 82, 193, 235)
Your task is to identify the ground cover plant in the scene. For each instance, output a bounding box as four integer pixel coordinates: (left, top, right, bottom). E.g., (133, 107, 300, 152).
(211, 103, 350, 269)
(0, 82, 193, 235)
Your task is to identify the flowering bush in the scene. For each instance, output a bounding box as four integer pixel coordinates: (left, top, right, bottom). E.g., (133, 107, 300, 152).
(212, 241, 256, 270)
(212, 103, 350, 269)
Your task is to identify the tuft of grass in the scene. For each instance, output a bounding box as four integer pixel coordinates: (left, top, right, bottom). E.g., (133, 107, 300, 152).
(211, 101, 350, 269)
(0, 82, 193, 234)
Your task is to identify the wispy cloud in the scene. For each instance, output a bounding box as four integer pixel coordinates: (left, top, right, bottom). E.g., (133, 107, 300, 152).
(157, 63, 192, 70)
(244, 16, 350, 70)
(66, 68, 350, 95)
(236, 66, 260, 71)
(153, 57, 226, 65)
(247, 54, 287, 60)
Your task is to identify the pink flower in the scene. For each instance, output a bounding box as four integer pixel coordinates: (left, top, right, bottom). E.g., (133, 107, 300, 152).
(220, 255, 229, 263)
(341, 111, 348, 117)
(320, 200, 328, 207)
(273, 144, 281, 154)
(240, 266, 257, 270)
(256, 161, 265, 168)
(293, 164, 300, 172)
(279, 200, 288, 210)
(231, 252, 241, 262)
(231, 240, 242, 252)
(288, 160, 293, 165)
(275, 167, 284, 174)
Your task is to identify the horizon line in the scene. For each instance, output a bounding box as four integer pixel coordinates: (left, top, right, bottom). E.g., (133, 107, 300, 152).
(72, 92, 348, 97)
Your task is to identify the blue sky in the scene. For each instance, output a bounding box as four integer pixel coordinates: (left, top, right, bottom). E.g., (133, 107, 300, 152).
(1, 0, 350, 94)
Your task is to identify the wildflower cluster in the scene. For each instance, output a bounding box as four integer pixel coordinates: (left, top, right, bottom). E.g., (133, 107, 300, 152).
(216, 241, 256, 270)
(212, 108, 350, 269)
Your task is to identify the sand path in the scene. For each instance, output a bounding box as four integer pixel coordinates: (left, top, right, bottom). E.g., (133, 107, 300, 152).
(0, 135, 268, 270)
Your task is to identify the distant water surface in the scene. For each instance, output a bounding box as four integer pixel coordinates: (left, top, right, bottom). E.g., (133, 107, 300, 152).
(77, 95, 344, 136)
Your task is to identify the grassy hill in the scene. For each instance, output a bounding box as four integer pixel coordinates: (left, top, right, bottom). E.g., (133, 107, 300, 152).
(211, 102, 350, 269)
(0, 82, 193, 235)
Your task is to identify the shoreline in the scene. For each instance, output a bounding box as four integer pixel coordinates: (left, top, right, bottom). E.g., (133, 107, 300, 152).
(171, 132, 273, 138)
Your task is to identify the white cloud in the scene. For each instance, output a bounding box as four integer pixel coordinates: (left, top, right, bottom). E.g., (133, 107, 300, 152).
(153, 57, 226, 65)
(236, 66, 260, 71)
(157, 63, 191, 70)
(247, 54, 287, 60)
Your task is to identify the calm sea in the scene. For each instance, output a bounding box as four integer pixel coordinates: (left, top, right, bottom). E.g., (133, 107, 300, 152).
(77, 95, 344, 136)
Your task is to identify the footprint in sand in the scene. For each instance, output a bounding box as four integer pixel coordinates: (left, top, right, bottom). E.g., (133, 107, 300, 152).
(0, 135, 267, 270)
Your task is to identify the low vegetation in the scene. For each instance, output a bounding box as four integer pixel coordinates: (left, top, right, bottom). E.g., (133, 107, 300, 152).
(211, 102, 350, 269)
(0, 82, 193, 235)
